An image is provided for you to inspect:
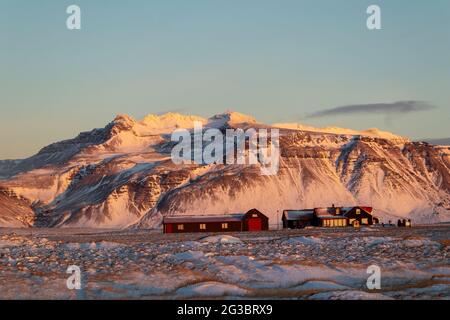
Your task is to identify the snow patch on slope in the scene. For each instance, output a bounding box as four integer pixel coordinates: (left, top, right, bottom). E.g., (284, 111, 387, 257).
(273, 123, 407, 141)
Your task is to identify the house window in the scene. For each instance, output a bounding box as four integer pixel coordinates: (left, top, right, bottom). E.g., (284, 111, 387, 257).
(336, 208, 340, 214)
(361, 218, 368, 225)
(252, 214, 258, 217)
(349, 218, 355, 225)
(199, 223, 206, 230)
(221, 223, 228, 229)
(177, 224, 184, 230)
(356, 209, 361, 215)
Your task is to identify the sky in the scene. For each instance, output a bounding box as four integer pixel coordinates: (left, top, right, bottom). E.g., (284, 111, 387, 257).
(1, 0, 450, 159)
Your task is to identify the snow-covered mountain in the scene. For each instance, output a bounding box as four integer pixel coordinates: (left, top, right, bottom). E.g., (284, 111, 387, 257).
(0, 111, 449, 228)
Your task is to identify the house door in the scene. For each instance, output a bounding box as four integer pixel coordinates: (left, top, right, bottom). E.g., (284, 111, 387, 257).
(247, 218, 262, 231)
(165, 224, 173, 233)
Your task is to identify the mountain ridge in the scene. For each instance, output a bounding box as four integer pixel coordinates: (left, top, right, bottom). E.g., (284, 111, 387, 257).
(0, 111, 449, 228)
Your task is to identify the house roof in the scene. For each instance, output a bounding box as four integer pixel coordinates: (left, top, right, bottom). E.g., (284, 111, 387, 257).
(342, 206, 373, 216)
(316, 215, 348, 219)
(360, 206, 373, 214)
(163, 214, 245, 224)
(314, 207, 347, 219)
(283, 210, 314, 220)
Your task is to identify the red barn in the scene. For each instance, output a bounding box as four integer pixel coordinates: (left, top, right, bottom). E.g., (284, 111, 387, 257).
(163, 208, 269, 233)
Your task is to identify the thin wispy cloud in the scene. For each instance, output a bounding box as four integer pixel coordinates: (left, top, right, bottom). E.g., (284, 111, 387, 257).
(305, 101, 435, 119)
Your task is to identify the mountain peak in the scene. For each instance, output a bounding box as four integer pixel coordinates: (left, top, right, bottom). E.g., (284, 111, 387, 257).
(113, 114, 136, 124)
(138, 112, 206, 133)
(110, 114, 136, 134)
(141, 112, 205, 124)
(208, 110, 258, 128)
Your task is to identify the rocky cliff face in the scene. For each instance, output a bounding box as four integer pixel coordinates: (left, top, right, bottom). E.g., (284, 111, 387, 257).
(0, 111, 449, 228)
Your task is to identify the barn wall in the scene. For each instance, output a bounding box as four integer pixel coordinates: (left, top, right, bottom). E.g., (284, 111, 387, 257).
(243, 209, 269, 231)
(164, 221, 243, 233)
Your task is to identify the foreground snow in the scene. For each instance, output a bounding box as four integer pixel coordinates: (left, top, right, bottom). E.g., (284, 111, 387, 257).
(0, 225, 448, 299)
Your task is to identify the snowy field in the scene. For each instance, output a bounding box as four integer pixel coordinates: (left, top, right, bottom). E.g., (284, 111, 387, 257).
(0, 225, 449, 300)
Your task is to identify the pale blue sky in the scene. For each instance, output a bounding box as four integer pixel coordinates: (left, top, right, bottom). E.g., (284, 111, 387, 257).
(1, 0, 449, 159)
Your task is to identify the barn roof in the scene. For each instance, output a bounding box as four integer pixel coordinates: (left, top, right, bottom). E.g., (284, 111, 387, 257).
(163, 214, 245, 224)
(283, 210, 314, 220)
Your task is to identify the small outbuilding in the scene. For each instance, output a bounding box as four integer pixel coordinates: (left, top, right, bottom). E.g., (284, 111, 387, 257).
(282, 210, 314, 229)
(163, 208, 269, 233)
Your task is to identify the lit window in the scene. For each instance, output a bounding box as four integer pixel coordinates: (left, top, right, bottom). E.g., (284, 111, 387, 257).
(199, 223, 206, 230)
(356, 209, 361, 215)
(222, 223, 228, 229)
(361, 218, 368, 225)
(336, 208, 340, 214)
(177, 224, 184, 230)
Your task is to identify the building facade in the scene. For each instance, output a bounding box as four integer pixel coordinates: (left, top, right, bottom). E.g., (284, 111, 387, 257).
(282, 206, 378, 229)
(282, 210, 314, 229)
(163, 208, 269, 233)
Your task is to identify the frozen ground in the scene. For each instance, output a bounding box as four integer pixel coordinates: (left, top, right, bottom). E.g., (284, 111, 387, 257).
(0, 225, 449, 299)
